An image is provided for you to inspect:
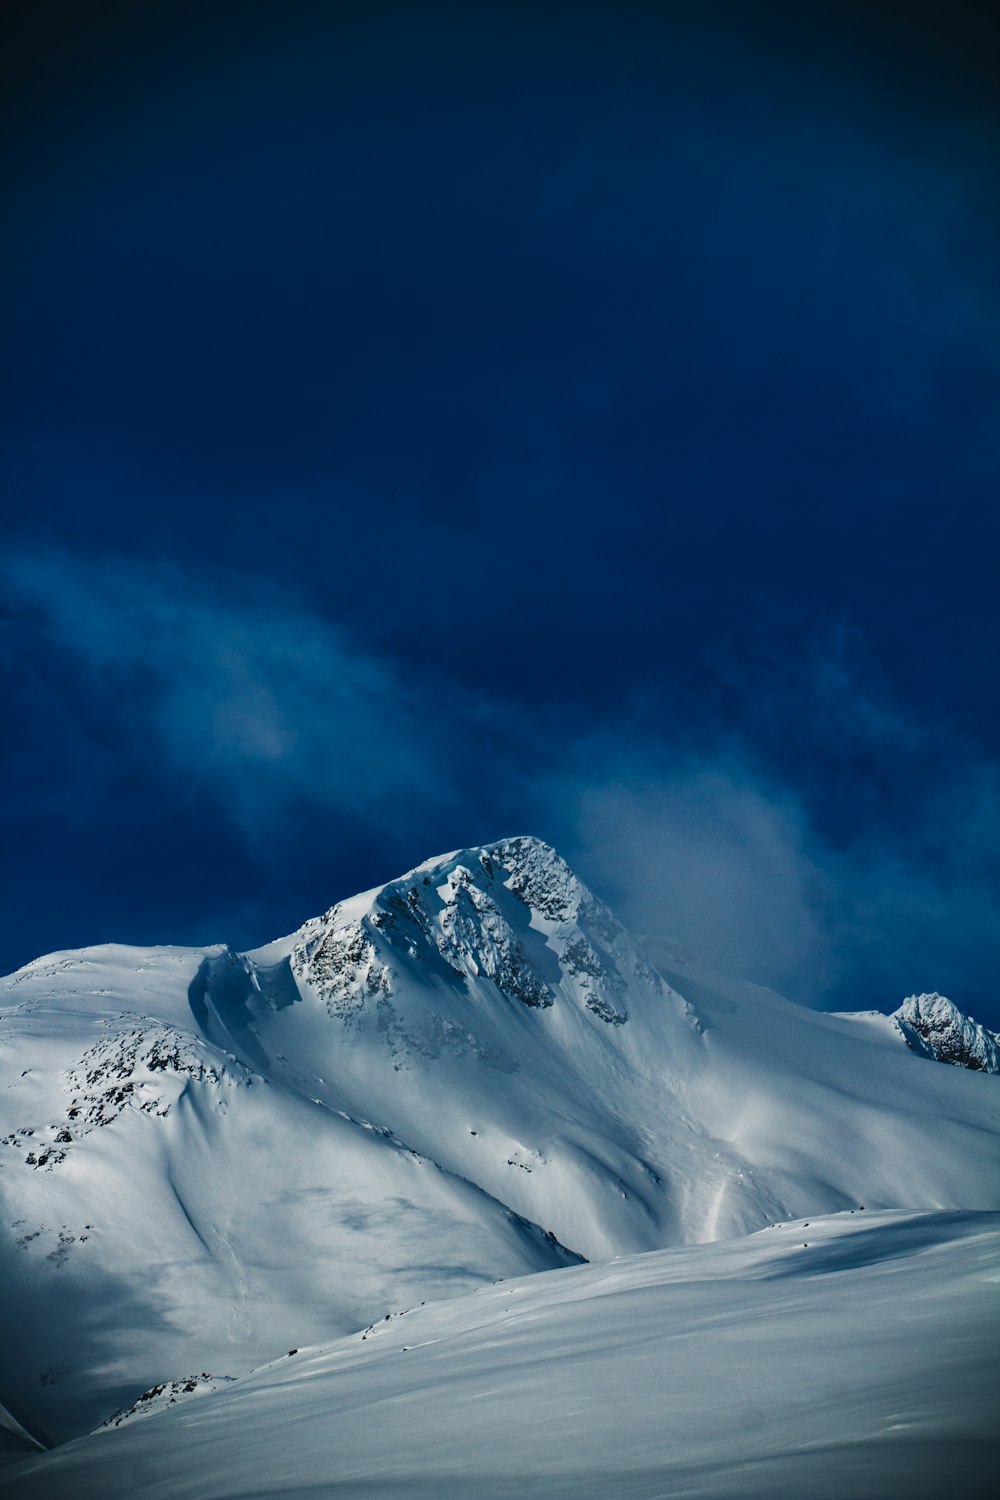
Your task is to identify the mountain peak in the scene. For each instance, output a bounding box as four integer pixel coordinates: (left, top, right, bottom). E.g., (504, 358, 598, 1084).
(891, 992, 1000, 1074)
(283, 836, 649, 1029)
(402, 836, 586, 924)
(476, 836, 586, 924)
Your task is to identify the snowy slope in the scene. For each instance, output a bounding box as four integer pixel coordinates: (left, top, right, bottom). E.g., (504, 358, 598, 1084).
(0, 939, 577, 1444)
(1, 837, 998, 1447)
(6, 1209, 999, 1500)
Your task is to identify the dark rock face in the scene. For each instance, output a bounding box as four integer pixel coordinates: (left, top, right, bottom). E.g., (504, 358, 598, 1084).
(891, 993, 1000, 1075)
(288, 837, 648, 1027)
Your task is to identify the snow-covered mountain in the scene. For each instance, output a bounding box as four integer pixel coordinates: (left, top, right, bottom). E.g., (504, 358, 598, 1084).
(1, 836, 998, 1461)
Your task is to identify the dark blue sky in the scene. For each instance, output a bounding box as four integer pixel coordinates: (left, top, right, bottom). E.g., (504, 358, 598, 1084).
(3, 2, 999, 1023)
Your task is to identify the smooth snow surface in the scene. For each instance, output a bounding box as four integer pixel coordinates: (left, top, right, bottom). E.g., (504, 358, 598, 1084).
(6, 1210, 999, 1499)
(1, 837, 998, 1483)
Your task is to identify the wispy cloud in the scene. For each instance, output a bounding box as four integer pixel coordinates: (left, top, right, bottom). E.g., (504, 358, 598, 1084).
(540, 721, 1000, 1020)
(4, 550, 454, 833)
(556, 767, 833, 997)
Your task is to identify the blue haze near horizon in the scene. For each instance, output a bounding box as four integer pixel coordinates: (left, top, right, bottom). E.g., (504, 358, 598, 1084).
(2, 2, 998, 1025)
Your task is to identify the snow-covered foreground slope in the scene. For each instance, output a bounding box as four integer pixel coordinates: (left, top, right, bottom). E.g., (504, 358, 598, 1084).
(1, 838, 998, 1448)
(7, 1209, 999, 1500)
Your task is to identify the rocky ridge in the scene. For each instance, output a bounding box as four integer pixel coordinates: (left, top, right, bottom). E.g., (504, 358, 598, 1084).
(287, 837, 660, 1031)
(891, 992, 1000, 1074)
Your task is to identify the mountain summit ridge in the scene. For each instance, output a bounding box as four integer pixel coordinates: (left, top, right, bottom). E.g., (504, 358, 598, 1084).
(275, 836, 665, 1033)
